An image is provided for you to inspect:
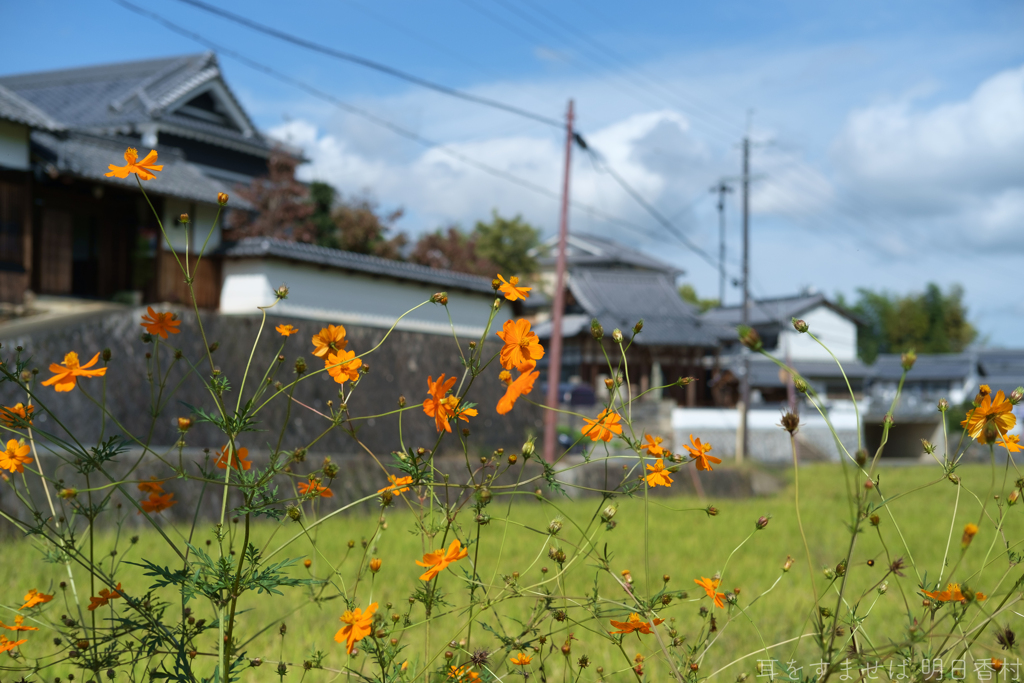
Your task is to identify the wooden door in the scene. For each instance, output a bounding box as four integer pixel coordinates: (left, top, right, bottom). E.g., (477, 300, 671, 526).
(39, 208, 72, 294)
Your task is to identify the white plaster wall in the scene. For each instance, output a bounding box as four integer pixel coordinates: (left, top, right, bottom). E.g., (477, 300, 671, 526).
(0, 120, 29, 171)
(220, 259, 511, 337)
(161, 199, 220, 254)
(193, 202, 221, 254)
(778, 306, 857, 361)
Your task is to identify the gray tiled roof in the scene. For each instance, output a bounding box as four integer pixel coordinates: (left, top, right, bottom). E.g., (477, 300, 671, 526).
(869, 353, 976, 382)
(31, 131, 247, 208)
(533, 232, 683, 276)
(534, 268, 721, 346)
(0, 52, 272, 156)
(702, 293, 863, 329)
(0, 84, 63, 131)
(722, 354, 872, 386)
(219, 237, 498, 294)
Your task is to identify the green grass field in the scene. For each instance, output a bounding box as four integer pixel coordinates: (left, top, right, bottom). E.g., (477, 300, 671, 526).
(4, 462, 1022, 681)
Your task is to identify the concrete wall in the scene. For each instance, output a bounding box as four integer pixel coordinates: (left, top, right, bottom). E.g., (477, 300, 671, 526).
(221, 259, 510, 337)
(672, 406, 860, 464)
(777, 305, 857, 361)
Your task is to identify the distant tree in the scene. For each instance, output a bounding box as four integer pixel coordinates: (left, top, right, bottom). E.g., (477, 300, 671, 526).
(471, 211, 541, 276)
(311, 182, 407, 258)
(842, 283, 977, 363)
(225, 151, 315, 242)
(678, 284, 719, 312)
(410, 226, 496, 276)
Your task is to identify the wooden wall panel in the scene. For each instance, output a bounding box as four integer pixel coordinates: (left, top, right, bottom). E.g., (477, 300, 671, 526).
(39, 209, 72, 294)
(158, 251, 221, 310)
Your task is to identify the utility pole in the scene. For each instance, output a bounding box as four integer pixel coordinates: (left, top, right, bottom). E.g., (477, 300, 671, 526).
(542, 99, 574, 463)
(710, 181, 733, 305)
(739, 136, 751, 463)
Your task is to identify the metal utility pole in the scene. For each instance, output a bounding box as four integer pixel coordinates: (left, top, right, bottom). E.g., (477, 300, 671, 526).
(739, 136, 751, 463)
(542, 99, 574, 463)
(710, 181, 733, 305)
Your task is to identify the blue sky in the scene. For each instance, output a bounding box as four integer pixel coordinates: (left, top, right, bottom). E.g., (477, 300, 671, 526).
(4, 0, 1024, 345)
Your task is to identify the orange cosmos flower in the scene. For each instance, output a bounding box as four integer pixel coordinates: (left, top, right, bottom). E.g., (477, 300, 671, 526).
(962, 389, 1016, 444)
(609, 613, 664, 635)
(962, 523, 979, 548)
(645, 459, 673, 488)
(447, 665, 480, 681)
(298, 480, 333, 498)
(0, 635, 27, 653)
(992, 659, 1004, 673)
(326, 349, 362, 385)
(997, 434, 1022, 452)
(495, 319, 545, 370)
(684, 434, 721, 471)
(0, 439, 32, 473)
(0, 403, 33, 429)
(369, 558, 382, 573)
(137, 477, 167, 494)
(215, 445, 251, 471)
(510, 653, 533, 666)
(497, 361, 539, 415)
(87, 583, 123, 611)
(19, 589, 53, 610)
(497, 274, 531, 301)
(41, 351, 107, 392)
(334, 602, 377, 654)
(640, 434, 666, 456)
(423, 374, 458, 433)
(378, 474, 412, 496)
(276, 324, 298, 337)
(312, 324, 348, 359)
(0, 616, 37, 632)
(140, 492, 176, 514)
(140, 307, 180, 339)
(694, 577, 727, 609)
(581, 409, 623, 442)
(417, 538, 469, 581)
(921, 583, 986, 603)
(106, 148, 163, 181)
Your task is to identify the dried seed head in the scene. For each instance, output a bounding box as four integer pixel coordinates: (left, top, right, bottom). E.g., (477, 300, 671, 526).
(780, 411, 800, 434)
(591, 318, 604, 340)
(275, 285, 289, 300)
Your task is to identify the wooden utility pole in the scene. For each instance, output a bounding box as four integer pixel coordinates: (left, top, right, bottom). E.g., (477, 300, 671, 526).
(542, 99, 574, 463)
(739, 136, 751, 463)
(710, 181, 733, 305)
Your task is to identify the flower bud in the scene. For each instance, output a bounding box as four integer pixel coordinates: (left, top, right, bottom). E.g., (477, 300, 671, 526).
(937, 398, 949, 412)
(275, 285, 289, 300)
(303, 559, 312, 568)
(286, 506, 301, 521)
(870, 513, 880, 526)
(782, 555, 794, 572)
(901, 349, 917, 371)
(878, 581, 888, 595)
(217, 192, 229, 206)
(208, 342, 219, 353)
(755, 515, 770, 530)
(948, 472, 960, 485)
(491, 278, 500, 291)
(548, 518, 563, 535)
(522, 437, 536, 459)
(677, 376, 694, 387)
(823, 567, 835, 579)
(621, 569, 633, 584)
(792, 318, 808, 333)
(591, 318, 604, 340)
(633, 319, 644, 335)
(369, 558, 382, 573)
(604, 377, 615, 391)
(601, 505, 617, 522)
(705, 505, 719, 517)
(612, 328, 623, 344)
(737, 325, 762, 351)
(1008, 489, 1019, 506)
(59, 488, 77, 499)
(921, 439, 935, 455)
(101, 348, 112, 362)
(178, 417, 192, 432)
(431, 292, 449, 305)
(179, 213, 190, 224)
(507, 453, 518, 465)
(794, 377, 809, 394)
(1012, 387, 1024, 405)
(294, 357, 307, 374)
(961, 522, 978, 548)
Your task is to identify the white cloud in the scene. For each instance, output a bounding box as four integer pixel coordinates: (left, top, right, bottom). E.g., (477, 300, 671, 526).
(832, 64, 1024, 246)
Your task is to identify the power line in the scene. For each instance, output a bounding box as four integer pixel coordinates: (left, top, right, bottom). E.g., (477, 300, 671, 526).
(112, 0, 703, 249)
(168, 0, 564, 129)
